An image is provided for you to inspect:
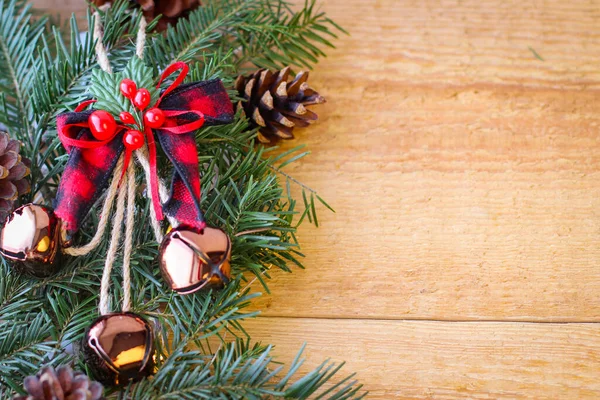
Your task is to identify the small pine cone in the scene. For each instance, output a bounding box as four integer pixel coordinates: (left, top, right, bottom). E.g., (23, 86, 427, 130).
(235, 67, 326, 144)
(0, 131, 30, 223)
(13, 365, 104, 400)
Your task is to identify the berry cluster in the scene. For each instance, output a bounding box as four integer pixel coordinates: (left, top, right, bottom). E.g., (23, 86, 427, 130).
(86, 79, 166, 150)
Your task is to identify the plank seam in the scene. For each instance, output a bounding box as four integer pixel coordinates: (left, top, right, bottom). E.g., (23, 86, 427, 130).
(257, 315, 600, 324)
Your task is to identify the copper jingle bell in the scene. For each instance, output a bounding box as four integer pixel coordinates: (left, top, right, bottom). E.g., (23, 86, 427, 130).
(83, 312, 155, 386)
(0, 204, 62, 277)
(158, 225, 232, 295)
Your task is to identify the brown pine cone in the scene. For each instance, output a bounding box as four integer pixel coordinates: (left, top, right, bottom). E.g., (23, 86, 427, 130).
(91, 0, 200, 31)
(235, 67, 326, 144)
(0, 131, 30, 223)
(13, 365, 104, 400)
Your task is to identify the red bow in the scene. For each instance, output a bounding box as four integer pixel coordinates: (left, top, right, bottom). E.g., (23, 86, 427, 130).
(55, 62, 234, 235)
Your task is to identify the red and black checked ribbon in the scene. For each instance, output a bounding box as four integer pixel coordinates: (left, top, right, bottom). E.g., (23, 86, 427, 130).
(54, 62, 234, 238)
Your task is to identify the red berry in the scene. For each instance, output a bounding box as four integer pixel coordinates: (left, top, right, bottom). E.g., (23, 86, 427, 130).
(119, 111, 135, 125)
(88, 110, 117, 141)
(144, 108, 165, 128)
(120, 79, 137, 99)
(123, 130, 144, 150)
(133, 89, 151, 110)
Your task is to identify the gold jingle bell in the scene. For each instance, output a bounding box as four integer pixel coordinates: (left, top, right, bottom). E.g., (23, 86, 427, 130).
(158, 225, 231, 294)
(83, 312, 155, 385)
(0, 204, 62, 277)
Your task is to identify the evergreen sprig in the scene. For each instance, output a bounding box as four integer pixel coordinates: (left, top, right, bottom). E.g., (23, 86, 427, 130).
(124, 341, 364, 400)
(144, 0, 346, 71)
(0, 0, 362, 398)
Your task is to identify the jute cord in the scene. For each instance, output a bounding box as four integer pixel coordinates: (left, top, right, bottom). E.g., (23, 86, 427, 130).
(98, 169, 126, 315)
(135, 17, 147, 59)
(93, 6, 112, 74)
(121, 163, 136, 312)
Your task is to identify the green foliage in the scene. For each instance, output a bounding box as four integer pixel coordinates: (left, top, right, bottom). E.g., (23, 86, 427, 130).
(124, 340, 365, 399)
(0, 0, 361, 398)
(144, 0, 346, 71)
(90, 57, 159, 125)
(122, 56, 159, 105)
(90, 68, 131, 116)
(0, 0, 46, 142)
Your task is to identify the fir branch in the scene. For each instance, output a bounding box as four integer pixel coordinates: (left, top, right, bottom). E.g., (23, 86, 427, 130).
(0, 312, 56, 390)
(46, 292, 98, 353)
(0, 0, 46, 138)
(144, 0, 245, 68)
(222, 0, 346, 70)
(122, 340, 364, 399)
(145, 0, 344, 71)
(0, 262, 41, 320)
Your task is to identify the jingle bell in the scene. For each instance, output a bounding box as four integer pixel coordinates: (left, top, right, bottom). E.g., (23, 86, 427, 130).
(0, 204, 62, 277)
(83, 312, 155, 385)
(158, 226, 231, 294)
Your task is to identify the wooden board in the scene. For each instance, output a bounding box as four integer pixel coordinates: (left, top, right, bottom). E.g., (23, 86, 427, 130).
(245, 0, 600, 322)
(243, 317, 600, 399)
(249, 81, 600, 322)
(29, 0, 600, 397)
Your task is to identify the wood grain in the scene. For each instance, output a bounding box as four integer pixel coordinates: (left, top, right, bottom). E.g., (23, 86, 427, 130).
(29, 0, 600, 397)
(245, 0, 600, 321)
(249, 82, 600, 321)
(242, 317, 600, 399)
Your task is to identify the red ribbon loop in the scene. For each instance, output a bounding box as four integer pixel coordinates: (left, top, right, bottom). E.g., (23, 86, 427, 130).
(157, 61, 189, 105)
(75, 99, 97, 112)
(161, 110, 205, 133)
(58, 122, 126, 152)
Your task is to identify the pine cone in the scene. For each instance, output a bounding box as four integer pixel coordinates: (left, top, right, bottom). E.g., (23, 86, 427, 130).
(91, 0, 200, 31)
(0, 131, 30, 223)
(13, 365, 104, 400)
(235, 67, 326, 144)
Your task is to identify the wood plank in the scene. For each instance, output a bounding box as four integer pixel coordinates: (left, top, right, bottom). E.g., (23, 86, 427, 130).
(241, 317, 600, 399)
(249, 82, 600, 321)
(240, 0, 600, 321)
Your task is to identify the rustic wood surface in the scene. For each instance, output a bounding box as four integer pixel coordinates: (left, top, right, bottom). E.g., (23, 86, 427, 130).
(32, 0, 600, 398)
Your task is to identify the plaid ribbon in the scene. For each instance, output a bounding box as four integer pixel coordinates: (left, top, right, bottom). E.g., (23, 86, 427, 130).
(54, 63, 234, 238)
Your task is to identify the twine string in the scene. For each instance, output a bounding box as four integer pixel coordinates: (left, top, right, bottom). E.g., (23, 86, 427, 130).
(135, 17, 147, 59)
(98, 170, 127, 315)
(118, 13, 150, 313)
(121, 162, 136, 312)
(96, 11, 149, 314)
(93, 6, 112, 74)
